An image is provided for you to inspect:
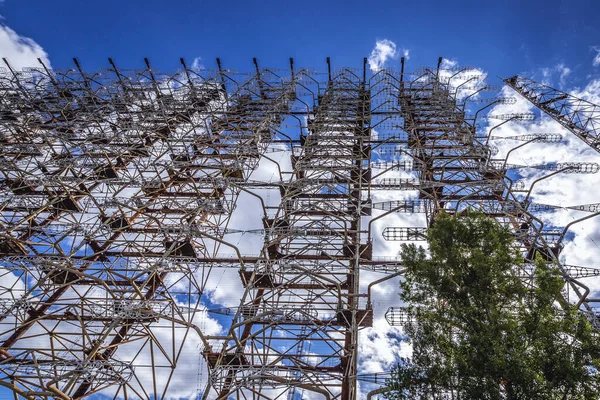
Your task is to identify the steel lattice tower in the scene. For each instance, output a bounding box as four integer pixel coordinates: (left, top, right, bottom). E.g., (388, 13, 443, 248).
(0, 56, 599, 399)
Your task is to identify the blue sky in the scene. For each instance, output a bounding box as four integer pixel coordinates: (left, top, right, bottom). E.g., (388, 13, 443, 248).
(1, 0, 599, 86)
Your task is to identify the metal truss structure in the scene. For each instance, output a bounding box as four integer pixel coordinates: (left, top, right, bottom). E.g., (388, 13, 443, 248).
(0, 55, 599, 399)
(503, 76, 600, 152)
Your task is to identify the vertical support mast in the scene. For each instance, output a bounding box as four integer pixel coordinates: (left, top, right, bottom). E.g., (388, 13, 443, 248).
(206, 59, 374, 400)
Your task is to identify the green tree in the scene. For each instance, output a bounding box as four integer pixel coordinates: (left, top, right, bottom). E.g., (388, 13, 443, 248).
(386, 212, 600, 400)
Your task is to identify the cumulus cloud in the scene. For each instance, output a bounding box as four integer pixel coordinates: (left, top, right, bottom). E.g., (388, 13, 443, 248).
(359, 319, 411, 374)
(368, 39, 397, 72)
(0, 22, 50, 70)
(572, 78, 600, 104)
(368, 39, 409, 73)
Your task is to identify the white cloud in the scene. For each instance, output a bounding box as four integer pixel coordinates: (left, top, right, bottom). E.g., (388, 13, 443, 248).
(539, 63, 572, 88)
(358, 319, 410, 374)
(401, 48, 410, 60)
(368, 39, 397, 72)
(439, 58, 487, 100)
(441, 58, 457, 70)
(368, 39, 409, 72)
(572, 78, 600, 104)
(0, 22, 50, 70)
(191, 56, 204, 70)
(592, 46, 600, 67)
(557, 63, 571, 88)
(114, 310, 222, 399)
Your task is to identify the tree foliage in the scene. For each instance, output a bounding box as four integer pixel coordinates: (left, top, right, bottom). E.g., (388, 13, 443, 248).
(386, 212, 600, 400)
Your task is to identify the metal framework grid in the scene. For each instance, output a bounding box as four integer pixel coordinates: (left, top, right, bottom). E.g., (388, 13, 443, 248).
(0, 56, 599, 399)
